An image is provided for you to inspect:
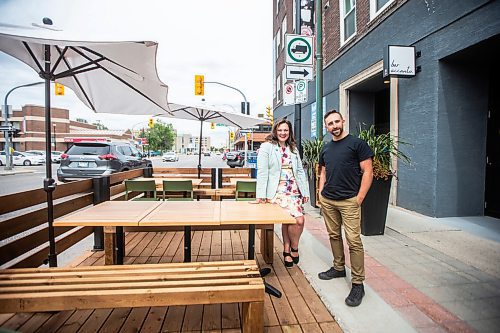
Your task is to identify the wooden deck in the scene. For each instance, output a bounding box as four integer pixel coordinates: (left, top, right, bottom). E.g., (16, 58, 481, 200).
(0, 229, 342, 333)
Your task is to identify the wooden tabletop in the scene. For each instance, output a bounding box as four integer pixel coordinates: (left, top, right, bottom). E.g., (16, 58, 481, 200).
(229, 178, 257, 186)
(132, 177, 203, 187)
(140, 201, 220, 226)
(220, 201, 296, 225)
(54, 201, 162, 227)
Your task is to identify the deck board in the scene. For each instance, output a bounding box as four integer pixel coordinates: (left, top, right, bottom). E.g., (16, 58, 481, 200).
(1, 228, 342, 333)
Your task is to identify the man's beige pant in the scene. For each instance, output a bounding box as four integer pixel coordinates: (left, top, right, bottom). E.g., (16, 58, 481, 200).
(320, 194, 365, 284)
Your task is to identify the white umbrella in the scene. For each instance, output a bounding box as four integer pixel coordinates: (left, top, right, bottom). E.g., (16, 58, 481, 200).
(0, 19, 171, 267)
(160, 102, 264, 176)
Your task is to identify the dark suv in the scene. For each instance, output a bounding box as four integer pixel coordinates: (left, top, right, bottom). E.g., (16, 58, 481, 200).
(57, 142, 152, 182)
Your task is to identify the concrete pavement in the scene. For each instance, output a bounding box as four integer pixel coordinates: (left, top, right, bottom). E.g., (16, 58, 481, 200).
(0, 167, 36, 176)
(288, 204, 500, 333)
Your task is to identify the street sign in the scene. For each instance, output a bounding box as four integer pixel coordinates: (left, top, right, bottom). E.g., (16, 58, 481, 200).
(283, 82, 295, 106)
(0, 125, 13, 132)
(285, 34, 314, 66)
(295, 80, 308, 103)
(286, 65, 313, 80)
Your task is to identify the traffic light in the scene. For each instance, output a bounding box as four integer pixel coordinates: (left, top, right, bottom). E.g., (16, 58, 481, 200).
(229, 131, 235, 141)
(55, 82, 64, 96)
(266, 105, 272, 118)
(194, 74, 204, 96)
(11, 128, 21, 138)
(210, 122, 215, 129)
(148, 118, 154, 128)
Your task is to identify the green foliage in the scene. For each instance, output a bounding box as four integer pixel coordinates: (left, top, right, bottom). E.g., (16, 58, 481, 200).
(141, 120, 176, 152)
(302, 138, 324, 178)
(357, 125, 411, 180)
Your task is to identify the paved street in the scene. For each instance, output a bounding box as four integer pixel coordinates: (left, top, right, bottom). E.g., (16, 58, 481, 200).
(0, 153, 229, 195)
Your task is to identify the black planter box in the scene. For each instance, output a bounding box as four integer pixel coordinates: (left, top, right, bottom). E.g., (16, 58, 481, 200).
(308, 169, 318, 208)
(361, 176, 392, 236)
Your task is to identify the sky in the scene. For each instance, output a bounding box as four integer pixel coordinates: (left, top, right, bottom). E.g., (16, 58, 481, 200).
(0, 0, 273, 147)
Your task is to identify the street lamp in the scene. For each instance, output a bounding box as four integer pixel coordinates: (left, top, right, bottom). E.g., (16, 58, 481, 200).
(3, 81, 44, 170)
(203, 81, 249, 115)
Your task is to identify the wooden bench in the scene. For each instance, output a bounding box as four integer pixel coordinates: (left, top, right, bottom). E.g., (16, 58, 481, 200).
(0, 260, 265, 333)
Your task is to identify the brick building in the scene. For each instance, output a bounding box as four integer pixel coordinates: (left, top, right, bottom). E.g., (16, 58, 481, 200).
(273, 0, 500, 218)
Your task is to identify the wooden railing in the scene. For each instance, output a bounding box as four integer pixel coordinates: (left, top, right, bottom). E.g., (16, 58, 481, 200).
(0, 167, 253, 269)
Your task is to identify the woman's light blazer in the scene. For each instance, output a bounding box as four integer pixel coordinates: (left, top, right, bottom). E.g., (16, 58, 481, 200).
(256, 141, 310, 200)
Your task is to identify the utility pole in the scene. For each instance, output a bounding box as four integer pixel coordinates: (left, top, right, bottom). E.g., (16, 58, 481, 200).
(315, 0, 324, 140)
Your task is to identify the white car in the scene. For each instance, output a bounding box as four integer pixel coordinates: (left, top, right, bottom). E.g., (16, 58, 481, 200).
(51, 151, 63, 163)
(0, 151, 45, 166)
(162, 151, 179, 162)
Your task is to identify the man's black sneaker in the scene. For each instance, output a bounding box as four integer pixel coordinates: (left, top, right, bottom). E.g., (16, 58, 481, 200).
(345, 283, 365, 307)
(318, 267, 347, 280)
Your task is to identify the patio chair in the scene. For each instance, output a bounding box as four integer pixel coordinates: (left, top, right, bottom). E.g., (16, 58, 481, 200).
(163, 180, 193, 201)
(124, 180, 158, 201)
(235, 181, 256, 201)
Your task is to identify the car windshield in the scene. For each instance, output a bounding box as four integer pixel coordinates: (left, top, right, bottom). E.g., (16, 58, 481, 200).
(66, 144, 110, 155)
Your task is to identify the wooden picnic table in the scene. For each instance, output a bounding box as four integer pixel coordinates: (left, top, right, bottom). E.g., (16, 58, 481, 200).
(55, 201, 295, 264)
(229, 177, 257, 186)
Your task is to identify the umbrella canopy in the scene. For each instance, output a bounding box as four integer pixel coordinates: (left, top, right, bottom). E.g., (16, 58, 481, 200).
(159, 103, 264, 176)
(0, 20, 172, 267)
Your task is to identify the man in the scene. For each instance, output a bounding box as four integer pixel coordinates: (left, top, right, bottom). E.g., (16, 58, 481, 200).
(318, 110, 373, 307)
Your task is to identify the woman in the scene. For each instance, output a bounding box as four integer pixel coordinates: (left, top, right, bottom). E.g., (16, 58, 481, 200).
(255, 119, 310, 268)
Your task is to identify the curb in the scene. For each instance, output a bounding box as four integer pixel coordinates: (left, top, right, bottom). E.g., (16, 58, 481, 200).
(0, 170, 36, 176)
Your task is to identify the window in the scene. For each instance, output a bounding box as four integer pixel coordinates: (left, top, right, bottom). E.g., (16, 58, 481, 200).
(276, 75, 281, 103)
(340, 0, 356, 44)
(370, 0, 394, 20)
(281, 16, 287, 50)
(276, 28, 281, 54)
(117, 145, 133, 156)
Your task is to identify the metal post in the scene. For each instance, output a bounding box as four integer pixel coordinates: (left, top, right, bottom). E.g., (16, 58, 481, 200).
(197, 120, 203, 178)
(43, 44, 57, 267)
(53, 123, 56, 151)
(315, 0, 324, 140)
(295, 0, 303, 156)
(92, 176, 110, 251)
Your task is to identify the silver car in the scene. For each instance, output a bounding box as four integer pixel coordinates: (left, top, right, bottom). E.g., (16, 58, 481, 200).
(57, 142, 152, 182)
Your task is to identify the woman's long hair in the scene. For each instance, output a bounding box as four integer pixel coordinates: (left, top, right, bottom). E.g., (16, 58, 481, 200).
(267, 118, 297, 153)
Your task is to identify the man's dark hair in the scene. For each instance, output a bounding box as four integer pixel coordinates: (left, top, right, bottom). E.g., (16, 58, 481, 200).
(323, 109, 343, 121)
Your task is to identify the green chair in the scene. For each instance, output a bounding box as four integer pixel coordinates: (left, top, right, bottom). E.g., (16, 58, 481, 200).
(162, 180, 194, 201)
(124, 180, 158, 201)
(235, 181, 256, 201)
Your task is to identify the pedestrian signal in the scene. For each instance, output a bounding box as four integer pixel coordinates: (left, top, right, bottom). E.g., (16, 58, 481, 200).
(148, 118, 154, 128)
(210, 122, 215, 129)
(55, 83, 64, 96)
(194, 75, 204, 96)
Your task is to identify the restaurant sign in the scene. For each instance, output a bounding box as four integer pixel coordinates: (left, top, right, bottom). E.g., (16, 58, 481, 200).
(383, 45, 416, 78)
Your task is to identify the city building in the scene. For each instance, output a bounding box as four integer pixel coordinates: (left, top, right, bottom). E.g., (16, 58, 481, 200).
(273, 0, 499, 218)
(233, 122, 272, 151)
(175, 133, 211, 154)
(0, 105, 132, 152)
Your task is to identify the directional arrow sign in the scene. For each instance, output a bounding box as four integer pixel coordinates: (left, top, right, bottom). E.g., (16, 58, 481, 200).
(285, 34, 314, 66)
(0, 125, 13, 132)
(286, 65, 313, 80)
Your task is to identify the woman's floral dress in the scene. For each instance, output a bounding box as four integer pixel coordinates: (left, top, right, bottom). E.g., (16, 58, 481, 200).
(271, 146, 304, 217)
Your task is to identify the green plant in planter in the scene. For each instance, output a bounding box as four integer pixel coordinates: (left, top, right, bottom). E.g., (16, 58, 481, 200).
(302, 138, 324, 178)
(357, 125, 411, 180)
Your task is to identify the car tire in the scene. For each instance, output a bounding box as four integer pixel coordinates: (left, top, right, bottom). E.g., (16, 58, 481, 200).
(0, 160, 3, 166)
(230, 165, 235, 168)
(23, 160, 32, 166)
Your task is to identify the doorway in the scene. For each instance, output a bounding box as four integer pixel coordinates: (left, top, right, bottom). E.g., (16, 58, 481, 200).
(485, 66, 500, 218)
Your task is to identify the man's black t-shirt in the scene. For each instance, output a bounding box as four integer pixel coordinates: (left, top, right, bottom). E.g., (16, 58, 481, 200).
(319, 134, 373, 200)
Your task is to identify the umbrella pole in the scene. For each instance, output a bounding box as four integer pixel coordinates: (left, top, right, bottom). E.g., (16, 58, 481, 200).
(197, 120, 203, 178)
(43, 44, 57, 267)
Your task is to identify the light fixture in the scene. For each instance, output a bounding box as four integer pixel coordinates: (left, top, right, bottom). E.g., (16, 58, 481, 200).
(383, 79, 390, 84)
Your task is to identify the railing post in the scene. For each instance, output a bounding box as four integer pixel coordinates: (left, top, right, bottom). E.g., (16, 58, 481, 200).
(211, 168, 217, 189)
(92, 176, 110, 251)
(217, 168, 223, 189)
(143, 166, 153, 178)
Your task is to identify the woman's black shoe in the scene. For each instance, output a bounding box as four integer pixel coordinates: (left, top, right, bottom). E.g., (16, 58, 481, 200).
(291, 247, 299, 264)
(283, 252, 293, 268)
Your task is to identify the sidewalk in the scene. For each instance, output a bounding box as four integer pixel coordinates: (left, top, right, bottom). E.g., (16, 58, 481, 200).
(0, 167, 36, 176)
(290, 204, 500, 333)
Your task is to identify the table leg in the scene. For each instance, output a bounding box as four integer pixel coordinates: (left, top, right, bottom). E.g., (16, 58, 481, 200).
(104, 226, 116, 265)
(184, 226, 191, 262)
(116, 226, 124, 265)
(260, 228, 274, 264)
(248, 224, 255, 260)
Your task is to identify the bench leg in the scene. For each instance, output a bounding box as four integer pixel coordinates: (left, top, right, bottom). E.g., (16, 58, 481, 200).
(260, 229, 274, 264)
(242, 301, 264, 333)
(104, 226, 117, 265)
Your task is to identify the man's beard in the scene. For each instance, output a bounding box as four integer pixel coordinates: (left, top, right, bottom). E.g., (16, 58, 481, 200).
(331, 127, 343, 137)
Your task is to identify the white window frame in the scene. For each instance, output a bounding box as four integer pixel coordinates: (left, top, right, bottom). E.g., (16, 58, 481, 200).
(276, 28, 281, 55)
(281, 16, 287, 50)
(339, 0, 357, 45)
(276, 75, 281, 103)
(369, 0, 395, 20)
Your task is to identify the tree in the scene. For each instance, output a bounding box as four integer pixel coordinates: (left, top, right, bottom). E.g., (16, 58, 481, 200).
(75, 118, 88, 123)
(93, 122, 109, 130)
(141, 120, 176, 152)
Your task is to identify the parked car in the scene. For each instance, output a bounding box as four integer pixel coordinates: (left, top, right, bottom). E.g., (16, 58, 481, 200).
(0, 151, 45, 166)
(203, 151, 211, 156)
(51, 151, 64, 163)
(57, 142, 152, 182)
(226, 151, 257, 168)
(162, 151, 179, 162)
(25, 150, 63, 163)
(149, 151, 161, 157)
